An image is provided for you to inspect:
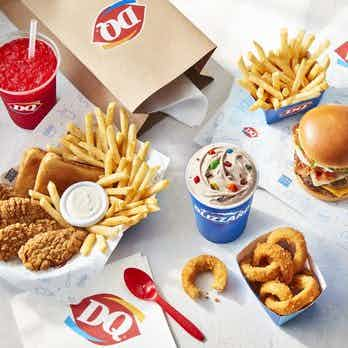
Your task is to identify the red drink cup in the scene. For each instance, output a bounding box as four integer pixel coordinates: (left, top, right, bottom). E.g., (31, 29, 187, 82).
(0, 32, 60, 130)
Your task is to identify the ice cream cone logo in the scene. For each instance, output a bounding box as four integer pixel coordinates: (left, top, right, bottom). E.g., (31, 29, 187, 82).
(93, 0, 146, 49)
(65, 293, 145, 345)
(6, 101, 42, 115)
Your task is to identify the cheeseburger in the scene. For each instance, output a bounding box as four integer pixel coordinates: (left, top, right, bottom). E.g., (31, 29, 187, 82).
(293, 104, 348, 201)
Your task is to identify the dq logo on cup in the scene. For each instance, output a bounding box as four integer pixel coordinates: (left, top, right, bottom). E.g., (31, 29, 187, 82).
(65, 293, 145, 345)
(7, 101, 42, 115)
(93, 0, 146, 49)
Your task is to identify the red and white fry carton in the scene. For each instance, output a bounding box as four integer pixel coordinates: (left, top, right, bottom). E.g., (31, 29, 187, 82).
(236, 231, 327, 326)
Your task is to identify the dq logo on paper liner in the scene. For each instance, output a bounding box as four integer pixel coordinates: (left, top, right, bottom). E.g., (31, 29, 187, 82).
(6, 101, 42, 115)
(335, 42, 348, 67)
(93, 0, 146, 49)
(65, 293, 145, 345)
(242, 127, 258, 138)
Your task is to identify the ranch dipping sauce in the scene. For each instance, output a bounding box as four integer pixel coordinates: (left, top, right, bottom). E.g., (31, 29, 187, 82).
(186, 144, 257, 207)
(60, 182, 108, 227)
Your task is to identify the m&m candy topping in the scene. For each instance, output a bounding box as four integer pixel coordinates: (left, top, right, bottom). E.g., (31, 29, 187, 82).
(193, 176, 200, 184)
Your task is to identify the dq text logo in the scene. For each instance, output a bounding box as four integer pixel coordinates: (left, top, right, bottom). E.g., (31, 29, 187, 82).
(7, 101, 42, 115)
(242, 127, 258, 138)
(65, 293, 145, 346)
(93, 0, 146, 49)
(194, 204, 251, 223)
(279, 100, 313, 117)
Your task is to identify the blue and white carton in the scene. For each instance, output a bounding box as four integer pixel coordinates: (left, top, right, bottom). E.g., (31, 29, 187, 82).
(185, 144, 258, 244)
(263, 92, 325, 124)
(237, 231, 327, 326)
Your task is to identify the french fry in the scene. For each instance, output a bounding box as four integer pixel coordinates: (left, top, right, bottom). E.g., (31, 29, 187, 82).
(62, 152, 86, 164)
(120, 107, 129, 156)
(311, 40, 330, 61)
(67, 122, 85, 141)
(268, 54, 295, 78)
(147, 204, 160, 213)
(63, 134, 80, 144)
(61, 140, 104, 168)
(95, 108, 108, 153)
(47, 181, 60, 212)
(131, 166, 159, 202)
(237, 79, 257, 99)
(29, 190, 52, 203)
(272, 72, 281, 90)
(106, 102, 117, 127)
(106, 125, 120, 164)
(249, 73, 284, 100)
(253, 41, 267, 60)
(280, 28, 288, 58)
(237, 56, 249, 78)
(78, 141, 105, 161)
(106, 197, 125, 217)
(125, 212, 148, 226)
(87, 224, 124, 238)
(96, 234, 108, 253)
(39, 198, 69, 227)
(270, 98, 280, 110)
(126, 140, 136, 162)
(118, 160, 132, 188)
(291, 58, 307, 94)
(116, 205, 149, 218)
(319, 81, 329, 91)
(256, 87, 264, 99)
(301, 72, 326, 92)
(321, 55, 330, 71)
(97, 172, 129, 187)
(307, 63, 321, 81)
(101, 215, 131, 226)
(106, 187, 133, 195)
(116, 131, 124, 151)
(85, 112, 94, 151)
(138, 141, 150, 161)
(129, 156, 142, 184)
(125, 162, 149, 202)
(140, 179, 170, 199)
(80, 233, 96, 256)
(301, 34, 315, 57)
(104, 150, 115, 176)
(248, 52, 266, 74)
(96, 129, 102, 151)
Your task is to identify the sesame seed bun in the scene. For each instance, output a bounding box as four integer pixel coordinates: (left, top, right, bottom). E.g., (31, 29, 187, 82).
(298, 104, 348, 168)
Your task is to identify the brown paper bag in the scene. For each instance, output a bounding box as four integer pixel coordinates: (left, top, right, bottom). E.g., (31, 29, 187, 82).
(2, 0, 216, 129)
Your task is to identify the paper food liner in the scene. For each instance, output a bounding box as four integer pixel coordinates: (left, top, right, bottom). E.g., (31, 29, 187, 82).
(236, 229, 327, 325)
(0, 144, 169, 296)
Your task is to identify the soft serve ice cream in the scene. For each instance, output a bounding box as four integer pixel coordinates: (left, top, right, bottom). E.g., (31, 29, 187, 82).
(186, 144, 257, 207)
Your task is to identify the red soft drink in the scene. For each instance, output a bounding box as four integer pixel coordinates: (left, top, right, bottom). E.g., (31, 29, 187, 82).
(0, 32, 60, 130)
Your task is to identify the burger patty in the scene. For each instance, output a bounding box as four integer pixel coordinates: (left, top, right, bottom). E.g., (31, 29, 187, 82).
(294, 154, 348, 198)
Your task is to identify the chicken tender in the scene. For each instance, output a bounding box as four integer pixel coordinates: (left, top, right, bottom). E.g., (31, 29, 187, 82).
(0, 198, 50, 228)
(0, 219, 61, 261)
(18, 228, 87, 271)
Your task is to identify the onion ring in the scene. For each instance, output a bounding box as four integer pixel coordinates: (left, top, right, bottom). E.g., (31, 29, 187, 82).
(259, 280, 293, 302)
(267, 227, 307, 273)
(241, 259, 280, 283)
(181, 254, 228, 299)
(263, 274, 320, 315)
(253, 243, 294, 284)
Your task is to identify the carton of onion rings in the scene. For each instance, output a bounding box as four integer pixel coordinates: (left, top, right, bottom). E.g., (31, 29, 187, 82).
(236, 230, 327, 326)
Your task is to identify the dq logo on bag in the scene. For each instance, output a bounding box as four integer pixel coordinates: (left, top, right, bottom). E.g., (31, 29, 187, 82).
(93, 0, 146, 49)
(279, 100, 314, 117)
(7, 101, 42, 115)
(65, 293, 145, 345)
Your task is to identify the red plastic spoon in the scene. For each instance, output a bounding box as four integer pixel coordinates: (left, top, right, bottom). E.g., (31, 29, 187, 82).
(124, 267, 205, 342)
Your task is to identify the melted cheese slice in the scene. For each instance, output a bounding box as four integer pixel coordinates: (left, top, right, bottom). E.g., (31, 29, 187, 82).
(322, 185, 348, 198)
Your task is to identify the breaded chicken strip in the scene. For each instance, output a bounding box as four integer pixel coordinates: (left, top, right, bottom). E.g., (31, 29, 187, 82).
(0, 184, 16, 201)
(0, 219, 61, 261)
(18, 228, 87, 271)
(0, 198, 49, 228)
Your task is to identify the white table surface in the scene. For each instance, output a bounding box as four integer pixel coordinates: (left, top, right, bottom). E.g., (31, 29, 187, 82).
(1, 1, 347, 347)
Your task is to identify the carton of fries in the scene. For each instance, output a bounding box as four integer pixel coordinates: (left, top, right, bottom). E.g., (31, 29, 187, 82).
(236, 230, 327, 326)
(238, 28, 330, 124)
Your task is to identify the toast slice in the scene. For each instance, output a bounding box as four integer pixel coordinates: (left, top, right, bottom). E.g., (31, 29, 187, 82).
(34, 153, 103, 195)
(14, 148, 46, 196)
